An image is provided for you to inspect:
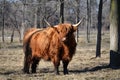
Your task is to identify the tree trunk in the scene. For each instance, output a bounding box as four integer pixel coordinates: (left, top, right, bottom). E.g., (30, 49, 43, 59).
(2, 0, 5, 42)
(60, 0, 64, 23)
(76, 0, 80, 42)
(96, 0, 103, 57)
(20, 23, 25, 42)
(34, 7, 37, 28)
(20, 0, 26, 42)
(10, 28, 15, 43)
(86, 0, 90, 43)
(109, 0, 120, 68)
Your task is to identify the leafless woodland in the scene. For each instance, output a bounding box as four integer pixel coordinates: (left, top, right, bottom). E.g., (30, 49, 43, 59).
(1, 0, 120, 80)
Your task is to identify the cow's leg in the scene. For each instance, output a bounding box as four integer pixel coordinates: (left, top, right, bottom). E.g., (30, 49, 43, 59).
(54, 65, 59, 75)
(52, 58, 60, 75)
(31, 58, 40, 73)
(23, 56, 31, 74)
(62, 61, 69, 75)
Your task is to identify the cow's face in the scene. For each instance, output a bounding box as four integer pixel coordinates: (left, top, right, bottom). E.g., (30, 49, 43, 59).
(63, 23, 77, 35)
(53, 23, 77, 41)
(53, 18, 84, 41)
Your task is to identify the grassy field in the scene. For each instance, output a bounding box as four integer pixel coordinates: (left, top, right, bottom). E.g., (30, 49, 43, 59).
(0, 31, 120, 80)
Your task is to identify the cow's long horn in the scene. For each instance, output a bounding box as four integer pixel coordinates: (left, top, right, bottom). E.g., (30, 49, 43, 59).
(72, 18, 84, 27)
(44, 19, 51, 27)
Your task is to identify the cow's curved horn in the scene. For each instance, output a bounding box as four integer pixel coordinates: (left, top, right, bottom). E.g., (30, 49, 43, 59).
(72, 18, 84, 27)
(44, 19, 51, 27)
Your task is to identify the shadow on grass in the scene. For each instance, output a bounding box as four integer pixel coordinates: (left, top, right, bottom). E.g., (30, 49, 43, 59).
(7, 44, 23, 49)
(0, 65, 112, 75)
(0, 69, 53, 76)
(0, 71, 18, 75)
(69, 64, 110, 73)
(0, 69, 23, 75)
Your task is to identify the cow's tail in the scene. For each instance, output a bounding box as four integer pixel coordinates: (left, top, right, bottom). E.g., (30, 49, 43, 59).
(23, 39, 32, 73)
(23, 29, 42, 73)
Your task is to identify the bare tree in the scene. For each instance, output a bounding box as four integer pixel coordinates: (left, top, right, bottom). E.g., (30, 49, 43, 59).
(75, 0, 80, 42)
(60, 0, 64, 23)
(0, 0, 111, 43)
(19, 0, 27, 42)
(86, 0, 91, 43)
(109, 0, 120, 68)
(96, 0, 103, 57)
(2, 0, 5, 42)
(34, 7, 37, 28)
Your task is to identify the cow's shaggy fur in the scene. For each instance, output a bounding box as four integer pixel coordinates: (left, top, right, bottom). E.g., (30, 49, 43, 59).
(23, 23, 78, 75)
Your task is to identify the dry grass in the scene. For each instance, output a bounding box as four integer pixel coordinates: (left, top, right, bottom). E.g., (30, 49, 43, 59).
(0, 31, 120, 80)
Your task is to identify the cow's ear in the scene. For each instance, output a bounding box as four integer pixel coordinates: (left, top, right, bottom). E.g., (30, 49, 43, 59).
(72, 18, 84, 31)
(73, 26, 78, 31)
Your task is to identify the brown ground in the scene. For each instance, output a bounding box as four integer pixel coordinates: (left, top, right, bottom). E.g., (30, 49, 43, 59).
(0, 31, 120, 80)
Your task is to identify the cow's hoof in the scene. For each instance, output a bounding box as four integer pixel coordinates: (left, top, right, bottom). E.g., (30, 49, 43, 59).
(22, 69, 30, 74)
(54, 72, 60, 75)
(64, 71, 68, 75)
(31, 70, 36, 73)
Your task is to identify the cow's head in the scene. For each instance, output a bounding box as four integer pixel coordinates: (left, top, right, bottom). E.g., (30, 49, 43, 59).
(44, 18, 84, 41)
(54, 18, 84, 41)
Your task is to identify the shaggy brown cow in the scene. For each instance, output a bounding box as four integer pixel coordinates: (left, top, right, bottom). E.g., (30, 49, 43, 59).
(23, 19, 83, 75)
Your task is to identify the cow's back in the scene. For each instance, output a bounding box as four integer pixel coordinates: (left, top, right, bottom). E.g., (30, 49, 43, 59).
(23, 28, 41, 45)
(23, 28, 42, 55)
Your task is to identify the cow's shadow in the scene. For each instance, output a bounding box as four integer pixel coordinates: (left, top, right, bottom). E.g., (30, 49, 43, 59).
(0, 70, 23, 75)
(39, 64, 110, 74)
(0, 64, 112, 75)
(69, 64, 110, 73)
